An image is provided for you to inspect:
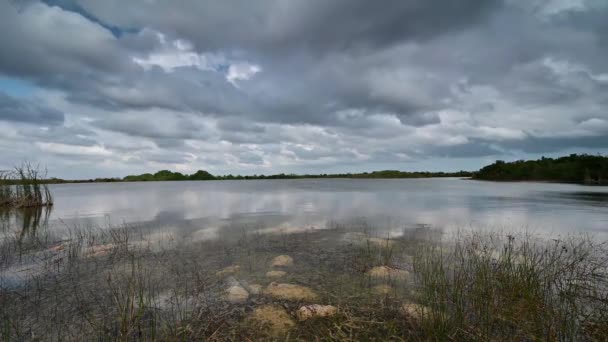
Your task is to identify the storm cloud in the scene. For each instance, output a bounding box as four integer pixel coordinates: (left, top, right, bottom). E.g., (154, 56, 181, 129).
(0, 92, 64, 125)
(0, 0, 607, 178)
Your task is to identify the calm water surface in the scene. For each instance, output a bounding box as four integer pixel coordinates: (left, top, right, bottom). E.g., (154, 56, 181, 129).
(41, 178, 608, 240)
(2, 178, 608, 339)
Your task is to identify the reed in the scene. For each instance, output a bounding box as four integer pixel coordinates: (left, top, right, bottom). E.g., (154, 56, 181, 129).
(0, 163, 53, 209)
(413, 232, 608, 341)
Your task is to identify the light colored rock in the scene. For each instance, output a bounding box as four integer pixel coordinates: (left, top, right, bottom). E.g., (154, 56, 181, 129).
(372, 284, 394, 295)
(215, 265, 241, 277)
(296, 304, 338, 321)
(266, 270, 287, 278)
(401, 303, 432, 321)
(248, 284, 263, 295)
(264, 282, 318, 301)
(225, 285, 249, 303)
(216, 265, 240, 277)
(367, 266, 409, 281)
(271, 255, 293, 267)
(248, 305, 295, 336)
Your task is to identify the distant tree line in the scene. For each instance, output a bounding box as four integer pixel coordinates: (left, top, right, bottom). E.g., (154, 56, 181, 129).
(123, 170, 215, 182)
(120, 169, 472, 182)
(34, 153, 608, 185)
(473, 154, 608, 184)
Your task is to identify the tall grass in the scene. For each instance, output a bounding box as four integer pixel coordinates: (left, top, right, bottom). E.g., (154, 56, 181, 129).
(0, 163, 53, 209)
(413, 232, 608, 341)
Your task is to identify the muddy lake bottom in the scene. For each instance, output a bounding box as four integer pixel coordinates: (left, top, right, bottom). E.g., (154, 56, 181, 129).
(2, 219, 607, 341)
(1, 222, 437, 340)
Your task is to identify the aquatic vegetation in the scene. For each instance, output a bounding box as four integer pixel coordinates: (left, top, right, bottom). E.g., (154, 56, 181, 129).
(0, 163, 53, 209)
(413, 232, 608, 340)
(0, 220, 606, 341)
(296, 304, 338, 321)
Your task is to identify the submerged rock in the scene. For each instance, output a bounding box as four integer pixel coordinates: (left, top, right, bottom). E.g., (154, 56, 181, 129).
(366, 266, 409, 281)
(248, 305, 295, 336)
(296, 304, 338, 321)
(216, 265, 240, 277)
(248, 284, 263, 295)
(225, 285, 249, 303)
(401, 303, 433, 321)
(271, 255, 294, 267)
(264, 282, 318, 301)
(266, 270, 287, 278)
(372, 284, 394, 295)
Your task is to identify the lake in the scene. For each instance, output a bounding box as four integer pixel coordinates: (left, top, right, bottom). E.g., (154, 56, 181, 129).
(46, 178, 608, 239)
(2, 178, 608, 340)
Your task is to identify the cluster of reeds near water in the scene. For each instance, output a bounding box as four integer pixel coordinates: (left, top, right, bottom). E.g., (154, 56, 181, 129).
(413, 232, 608, 340)
(0, 163, 53, 209)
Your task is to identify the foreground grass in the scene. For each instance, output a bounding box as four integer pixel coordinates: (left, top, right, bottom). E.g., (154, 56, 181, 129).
(414, 232, 608, 341)
(1, 220, 607, 341)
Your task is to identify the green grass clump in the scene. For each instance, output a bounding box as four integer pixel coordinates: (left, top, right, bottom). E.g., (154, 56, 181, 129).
(413, 232, 608, 341)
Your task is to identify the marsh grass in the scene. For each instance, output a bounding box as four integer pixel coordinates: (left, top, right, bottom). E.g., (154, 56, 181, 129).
(0, 163, 53, 209)
(1, 218, 607, 341)
(413, 232, 608, 341)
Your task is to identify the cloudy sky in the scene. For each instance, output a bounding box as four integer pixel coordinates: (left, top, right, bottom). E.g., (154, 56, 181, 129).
(1, 0, 607, 178)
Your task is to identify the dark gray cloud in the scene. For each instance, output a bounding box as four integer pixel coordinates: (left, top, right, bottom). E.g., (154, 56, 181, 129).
(73, 0, 502, 53)
(0, 2, 134, 81)
(501, 134, 608, 154)
(0, 92, 64, 125)
(0, 0, 607, 178)
(424, 141, 504, 158)
(17, 124, 96, 146)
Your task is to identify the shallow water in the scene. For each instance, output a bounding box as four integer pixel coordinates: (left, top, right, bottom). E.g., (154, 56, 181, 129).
(40, 178, 608, 239)
(1, 178, 607, 340)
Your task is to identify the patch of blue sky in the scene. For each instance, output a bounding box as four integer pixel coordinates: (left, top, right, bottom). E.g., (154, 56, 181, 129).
(0, 76, 37, 97)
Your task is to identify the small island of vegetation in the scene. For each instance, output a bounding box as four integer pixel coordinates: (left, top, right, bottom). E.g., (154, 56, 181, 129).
(0, 164, 53, 209)
(473, 154, 608, 185)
